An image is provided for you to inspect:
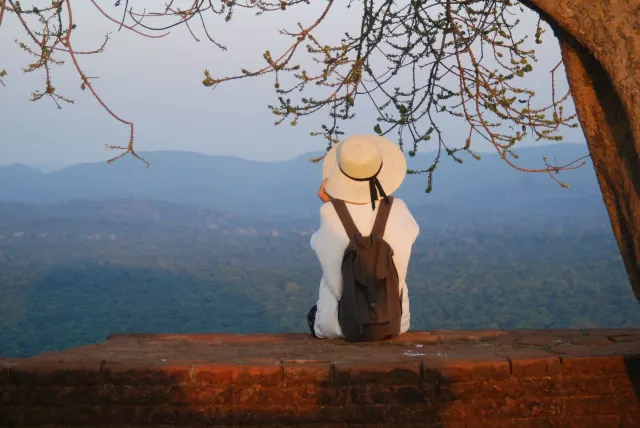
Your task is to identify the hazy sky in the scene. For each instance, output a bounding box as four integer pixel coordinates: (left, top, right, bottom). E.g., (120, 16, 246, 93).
(0, 1, 586, 167)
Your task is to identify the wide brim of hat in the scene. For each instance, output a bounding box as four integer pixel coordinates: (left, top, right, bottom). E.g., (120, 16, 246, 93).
(322, 135, 407, 204)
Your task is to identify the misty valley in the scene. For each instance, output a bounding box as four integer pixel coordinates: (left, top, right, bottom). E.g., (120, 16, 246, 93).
(0, 145, 638, 357)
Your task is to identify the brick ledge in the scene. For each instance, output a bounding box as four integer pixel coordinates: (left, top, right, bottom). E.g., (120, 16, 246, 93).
(2, 330, 640, 427)
(3, 329, 640, 376)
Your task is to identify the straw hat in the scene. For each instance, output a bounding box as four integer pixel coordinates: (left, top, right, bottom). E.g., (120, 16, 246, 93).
(322, 134, 407, 208)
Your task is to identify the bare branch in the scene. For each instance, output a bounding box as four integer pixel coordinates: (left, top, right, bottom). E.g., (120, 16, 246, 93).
(1, 0, 587, 189)
(89, 0, 169, 39)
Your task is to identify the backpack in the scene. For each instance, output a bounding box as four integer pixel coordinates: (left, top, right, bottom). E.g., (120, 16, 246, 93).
(331, 197, 402, 342)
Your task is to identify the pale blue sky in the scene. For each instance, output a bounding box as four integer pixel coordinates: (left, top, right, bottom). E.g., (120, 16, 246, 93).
(0, 1, 585, 167)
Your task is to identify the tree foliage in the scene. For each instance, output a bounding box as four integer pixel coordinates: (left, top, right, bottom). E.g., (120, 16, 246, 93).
(0, 0, 589, 190)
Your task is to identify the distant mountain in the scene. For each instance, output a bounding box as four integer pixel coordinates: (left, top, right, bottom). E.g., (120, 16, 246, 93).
(22, 163, 68, 173)
(0, 143, 600, 216)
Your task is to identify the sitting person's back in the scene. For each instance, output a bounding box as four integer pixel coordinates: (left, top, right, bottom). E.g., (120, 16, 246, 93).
(307, 134, 419, 340)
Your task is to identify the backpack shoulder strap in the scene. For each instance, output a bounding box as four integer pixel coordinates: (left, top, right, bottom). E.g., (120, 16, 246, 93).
(371, 196, 394, 238)
(330, 199, 360, 240)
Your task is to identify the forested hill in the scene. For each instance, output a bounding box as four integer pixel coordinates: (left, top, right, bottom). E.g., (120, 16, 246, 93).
(2, 142, 634, 358)
(1, 193, 637, 357)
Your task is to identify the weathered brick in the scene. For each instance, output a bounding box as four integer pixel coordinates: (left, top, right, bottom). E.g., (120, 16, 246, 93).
(391, 332, 440, 345)
(195, 363, 282, 386)
(473, 397, 564, 419)
(511, 378, 553, 398)
(169, 385, 234, 405)
(456, 418, 536, 428)
(437, 399, 478, 421)
(471, 416, 621, 428)
(565, 394, 640, 416)
(561, 355, 627, 375)
(493, 335, 518, 346)
(0, 406, 22, 426)
(240, 404, 387, 425)
(497, 348, 562, 377)
(333, 404, 387, 424)
(446, 379, 519, 400)
(582, 329, 640, 338)
(520, 375, 634, 397)
(53, 405, 106, 425)
(423, 356, 510, 382)
(431, 397, 565, 421)
(568, 375, 635, 396)
(367, 384, 434, 405)
(199, 384, 344, 409)
(624, 354, 640, 376)
(333, 361, 421, 385)
(26, 386, 77, 406)
(233, 404, 345, 425)
(0, 385, 28, 405)
(191, 364, 234, 385)
(553, 415, 621, 428)
(104, 404, 148, 425)
(5, 330, 640, 426)
(19, 406, 57, 425)
(550, 344, 580, 354)
(231, 405, 299, 425)
(569, 335, 613, 346)
(436, 330, 502, 342)
(9, 361, 103, 385)
(348, 424, 463, 428)
(234, 384, 309, 406)
(609, 334, 640, 343)
(200, 405, 236, 424)
(105, 404, 225, 425)
(71, 385, 103, 405)
(282, 362, 332, 385)
(518, 335, 564, 347)
(347, 384, 370, 404)
(318, 386, 350, 405)
(147, 405, 195, 425)
(101, 384, 172, 405)
(101, 363, 192, 385)
(0, 364, 10, 385)
(620, 414, 640, 428)
(383, 403, 449, 423)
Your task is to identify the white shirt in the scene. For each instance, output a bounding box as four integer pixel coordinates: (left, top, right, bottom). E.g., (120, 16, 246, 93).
(310, 198, 420, 338)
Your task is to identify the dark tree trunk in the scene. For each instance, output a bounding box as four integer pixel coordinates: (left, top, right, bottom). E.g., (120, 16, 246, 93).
(522, 0, 640, 300)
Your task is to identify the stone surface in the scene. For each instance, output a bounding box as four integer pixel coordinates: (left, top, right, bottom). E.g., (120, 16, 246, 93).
(1, 329, 640, 427)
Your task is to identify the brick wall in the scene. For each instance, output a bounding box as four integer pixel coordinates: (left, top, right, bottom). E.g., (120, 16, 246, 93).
(1, 330, 640, 427)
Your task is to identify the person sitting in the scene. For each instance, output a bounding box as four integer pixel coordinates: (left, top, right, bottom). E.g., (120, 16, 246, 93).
(307, 134, 420, 341)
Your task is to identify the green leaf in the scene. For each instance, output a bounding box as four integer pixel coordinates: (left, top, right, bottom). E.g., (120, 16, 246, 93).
(523, 64, 533, 72)
(397, 104, 407, 114)
(373, 124, 382, 135)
